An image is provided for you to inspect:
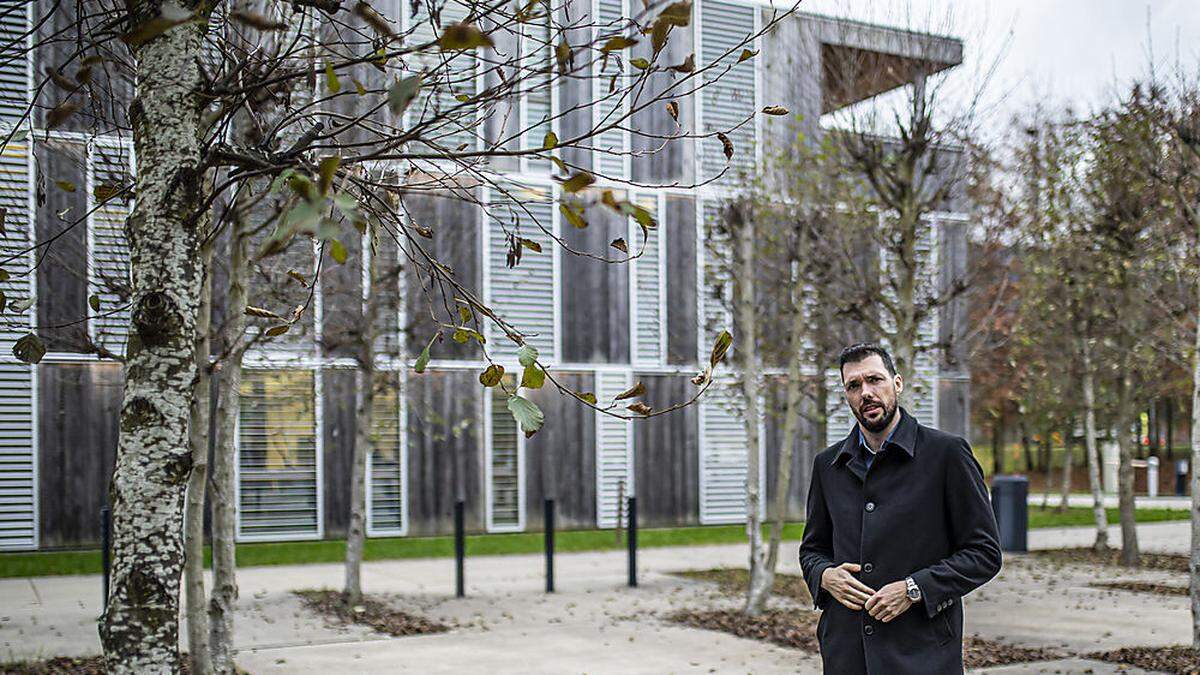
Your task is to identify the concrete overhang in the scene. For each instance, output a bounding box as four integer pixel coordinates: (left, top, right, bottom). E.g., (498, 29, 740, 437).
(802, 12, 964, 114)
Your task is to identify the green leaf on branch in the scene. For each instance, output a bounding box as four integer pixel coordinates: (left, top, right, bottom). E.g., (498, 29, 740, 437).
(479, 363, 505, 387)
(630, 57, 651, 70)
(507, 394, 544, 437)
(318, 156, 340, 195)
(264, 324, 290, 337)
(667, 54, 694, 73)
(601, 36, 638, 53)
(388, 75, 421, 116)
(577, 391, 597, 405)
(738, 48, 758, 62)
(520, 363, 545, 389)
(88, 294, 100, 312)
(517, 343, 538, 367)
(627, 402, 652, 415)
(438, 22, 494, 50)
(414, 335, 436, 373)
(559, 202, 587, 229)
(560, 171, 595, 193)
(658, 1, 692, 26)
(330, 239, 348, 264)
(710, 329, 733, 367)
(542, 131, 558, 150)
(761, 105, 789, 116)
(520, 237, 542, 253)
(324, 63, 341, 93)
(12, 333, 45, 364)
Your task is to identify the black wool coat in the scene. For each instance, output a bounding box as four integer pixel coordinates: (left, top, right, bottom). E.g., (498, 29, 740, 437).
(798, 407, 1002, 675)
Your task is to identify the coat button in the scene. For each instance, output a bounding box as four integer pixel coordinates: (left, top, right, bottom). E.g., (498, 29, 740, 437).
(865, 502, 876, 512)
(863, 562, 874, 573)
(864, 625, 874, 636)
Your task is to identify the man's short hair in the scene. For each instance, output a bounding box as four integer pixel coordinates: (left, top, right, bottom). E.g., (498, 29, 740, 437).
(838, 343, 897, 381)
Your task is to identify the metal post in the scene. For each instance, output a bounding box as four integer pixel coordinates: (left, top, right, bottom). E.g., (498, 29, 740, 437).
(454, 500, 465, 598)
(627, 496, 637, 587)
(544, 498, 555, 593)
(100, 505, 111, 610)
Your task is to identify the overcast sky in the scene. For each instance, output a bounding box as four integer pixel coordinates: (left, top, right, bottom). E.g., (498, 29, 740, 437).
(792, 0, 1200, 139)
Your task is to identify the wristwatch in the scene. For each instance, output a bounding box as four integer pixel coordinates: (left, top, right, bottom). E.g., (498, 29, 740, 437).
(904, 576, 922, 602)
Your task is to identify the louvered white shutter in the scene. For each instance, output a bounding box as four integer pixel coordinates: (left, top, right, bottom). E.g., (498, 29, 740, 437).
(408, 0, 480, 156)
(630, 193, 664, 365)
(485, 185, 556, 360)
(237, 369, 322, 541)
(699, 0, 756, 183)
(521, 0, 555, 173)
(592, 0, 627, 178)
(699, 382, 762, 524)
(367, 370, 407, 536)
(594, 369, 632, 528)
(486, 377, 523, 531)
(89, 139, 132, 355)
(825, 368, 854, 447)
(0, 1, 37, 551)
(906, 217, 940, 426)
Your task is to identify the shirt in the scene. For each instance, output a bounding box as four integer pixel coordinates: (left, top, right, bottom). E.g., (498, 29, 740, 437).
(857, 418, 898, 472)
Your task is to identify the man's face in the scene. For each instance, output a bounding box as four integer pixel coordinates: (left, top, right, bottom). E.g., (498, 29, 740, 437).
(841, 354, 903, 433)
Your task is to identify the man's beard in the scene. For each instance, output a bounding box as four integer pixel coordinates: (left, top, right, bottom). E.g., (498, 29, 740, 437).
(854, 397, 897, 434)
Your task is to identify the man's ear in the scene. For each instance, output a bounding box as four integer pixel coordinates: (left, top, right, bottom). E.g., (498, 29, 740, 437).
(893, 374, 904, 396)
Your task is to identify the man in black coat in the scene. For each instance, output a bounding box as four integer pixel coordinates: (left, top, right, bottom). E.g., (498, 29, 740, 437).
(798, 343, 1002, 674)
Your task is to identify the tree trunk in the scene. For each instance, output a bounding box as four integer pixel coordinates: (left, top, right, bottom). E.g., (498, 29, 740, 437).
(1057, 426, 1073, 514)
(1189, 288, 1200, 650)
(762, 259, 809, 589)
(1020, 417, 1035, 474)
(184, 233, 215, 675)
(209, 194, 250, 674)
(733, 207, 768, 617)
(344, 227, 380, 606)
(98, 4, 209, 670)
(1116, 356, 1140, 567)
(1081, 338, 1108, 551)
(1040, 429, 1052, 509)
(991, 414, 1003, 477)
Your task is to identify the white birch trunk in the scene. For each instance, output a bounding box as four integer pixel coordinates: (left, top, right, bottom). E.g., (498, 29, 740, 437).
(1057, 426, 1073, 515)
(209, 197, 250, 674)
(344, 228, 380, 606)
(734, 209, 768, 617)
(184, 233, 214, 675)
(1082, 338, 1109, 550)
(98, 2, 209, 669)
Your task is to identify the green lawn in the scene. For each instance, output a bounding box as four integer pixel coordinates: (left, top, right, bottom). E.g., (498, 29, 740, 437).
(1, 507, 1186, 579)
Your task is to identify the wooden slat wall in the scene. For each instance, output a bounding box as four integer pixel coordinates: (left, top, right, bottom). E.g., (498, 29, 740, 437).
(762, 375, 819, 521)
(632, 374, 699, 526)
(320, 368, 356, 538)
(561, 201, 630, 363)
(37, 363, 121, 549)
(524, 372, 596, 530)
(404, 192, 482, 361)
(405, 369, 484, 535)
(630, 2, 695, 185)
(665, 195, 697, 365)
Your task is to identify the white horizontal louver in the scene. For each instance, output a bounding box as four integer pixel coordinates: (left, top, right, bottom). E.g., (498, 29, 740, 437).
(700, 0, 755, 184)
(906, 217, 940, 426)
(367, 370, 407, 536)
(487, 381, 522, 530)
(700, 381, 749, 524)
(408, 0, 479, 156)
(486, 186, 555, 360)
(237, 369, 321, 541)
(89, 140, 131, 356)
(522, 0, 554, 173)
(592, 0, 626, 178)
(0, 2, 28, 126)
(595, 369, 632, 528)
(631, 193, 663, 365)
(825, 368, 854, 447)
(0, 19, 37, 549)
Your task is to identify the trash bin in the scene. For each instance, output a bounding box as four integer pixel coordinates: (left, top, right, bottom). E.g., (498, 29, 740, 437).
(991, 475, 1028, 553)
(1178, 459, 1191, 497)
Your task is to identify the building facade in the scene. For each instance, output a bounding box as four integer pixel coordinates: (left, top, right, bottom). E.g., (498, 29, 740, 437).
(0, 1, 970, 550)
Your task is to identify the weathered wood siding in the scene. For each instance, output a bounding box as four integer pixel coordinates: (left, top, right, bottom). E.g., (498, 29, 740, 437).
(562, 203, 630, 363)
(404, 193, 482, 361)
(405, 369, 485, 535)
(665, 195, 697, 365)
(37, 363, 121, 548)
(633, 374, 699, 526)
(524, 372, 596, 530)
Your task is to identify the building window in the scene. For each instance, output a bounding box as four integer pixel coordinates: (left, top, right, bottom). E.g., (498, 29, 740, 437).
(368, 370, 408, 536)
(487, 374, 523, 531)
(238, 369, 322, 541)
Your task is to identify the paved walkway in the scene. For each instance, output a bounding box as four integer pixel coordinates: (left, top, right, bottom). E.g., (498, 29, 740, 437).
(0, 521, 1191, 673)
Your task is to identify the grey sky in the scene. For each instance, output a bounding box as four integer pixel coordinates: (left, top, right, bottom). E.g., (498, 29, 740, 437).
(793, 0, 1200, 136)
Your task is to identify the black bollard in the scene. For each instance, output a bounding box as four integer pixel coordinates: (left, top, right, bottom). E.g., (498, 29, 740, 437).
(1177, 459, 1189, 497)
(544, 498, 555, 593)
(100, 505, 111, 610)
(627, 496, 637, 587)
(454, 500, 465, 598)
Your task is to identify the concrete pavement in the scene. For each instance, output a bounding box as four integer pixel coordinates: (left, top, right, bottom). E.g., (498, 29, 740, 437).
(0, 520, 1191, 673)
